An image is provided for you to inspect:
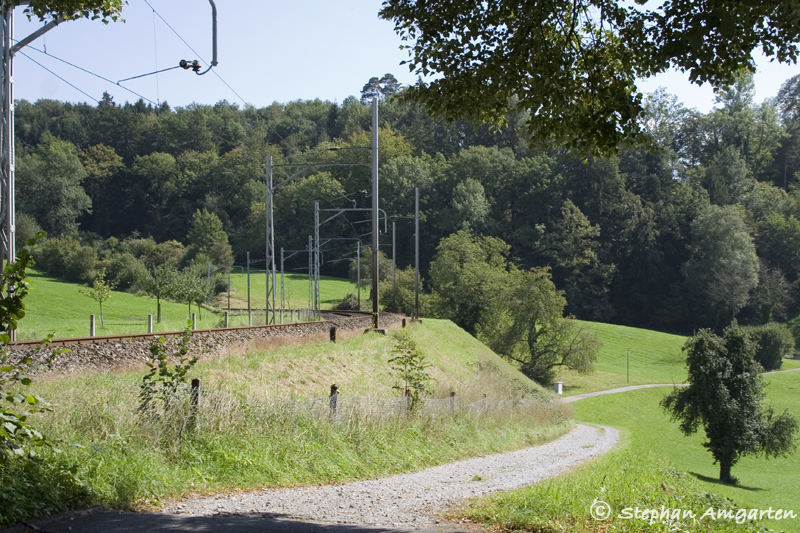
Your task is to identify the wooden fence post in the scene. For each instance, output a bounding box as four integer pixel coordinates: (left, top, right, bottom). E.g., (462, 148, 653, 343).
(187, 378, 201, 431)
(148, 314, 153, 333)
(89, 315, 95, 337)
(329, 384, 339, 417)
(329, 326, 337, 343)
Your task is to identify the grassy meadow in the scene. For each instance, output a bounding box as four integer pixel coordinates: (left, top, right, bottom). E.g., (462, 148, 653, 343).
(465, 354, 800, 532)
(0, 319, 570, 526)
(559, 320, 800, 395)
(17, 269, 359, 340)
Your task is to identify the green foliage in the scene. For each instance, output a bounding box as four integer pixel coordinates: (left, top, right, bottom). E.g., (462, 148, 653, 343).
(744, 322, 794, 371)
(138, 324, 197, 422)
(480, 268, 599, 385)
(661, 327, 798, 483)
(334, 293, 360, 311)
(15, 0, 124, 22)
(15, 133, 90, 236)
(683, 204, 759, 329)
(0, 237, 54, 463)
(380, 0, 800, 154)
(388, 331, 434, 410)
(380, 267, 425, 316)
(185, 208, 233, 270)
(79, 268, 115, 328)
(33, 235, 98, 283)
(429, 230, 511, 334)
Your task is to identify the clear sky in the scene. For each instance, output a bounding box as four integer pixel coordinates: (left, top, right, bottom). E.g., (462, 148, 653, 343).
(9, 0, 799, 113)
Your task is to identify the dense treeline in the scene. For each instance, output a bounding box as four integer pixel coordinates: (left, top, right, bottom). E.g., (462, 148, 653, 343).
(13, 73, 800, 335)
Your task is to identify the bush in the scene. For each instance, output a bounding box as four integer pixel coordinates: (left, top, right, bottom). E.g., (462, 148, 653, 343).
(33, 236, 97, 283)
(335, 293, 361, 311)
(379, 267, 427, 316)
(106, 252, 148, 291)
(745, 322, 794, 371)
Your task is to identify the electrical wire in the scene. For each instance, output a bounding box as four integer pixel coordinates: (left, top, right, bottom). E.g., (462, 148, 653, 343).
(16, 49, 100, 103)
(18, 41, 159, 105)
(143, 0, 248, 107)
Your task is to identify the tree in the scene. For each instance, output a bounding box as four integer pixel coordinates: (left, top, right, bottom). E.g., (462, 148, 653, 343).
(6, 0, 123, 21)
(360, 73, 401, 104)
(16, 133, 91, 236)
(479, 267, 598, 385)
(80, 268, 114, 328)
(137, 265, 178, 323)
(428, 231, 511, 334)
(185, 208, 233, 270)
(662, 327, 797, 484)
(683, 204, 759, 328)
(380, 1, 800, 154)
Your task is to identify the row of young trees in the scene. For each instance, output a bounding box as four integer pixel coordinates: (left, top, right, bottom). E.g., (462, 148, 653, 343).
(13, 72, 800, 335)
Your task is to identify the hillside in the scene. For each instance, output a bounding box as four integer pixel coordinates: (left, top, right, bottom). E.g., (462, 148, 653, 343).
(1, 318, 566, 525)
(559, 321, 800, 396)
(19, 268, 357, 340)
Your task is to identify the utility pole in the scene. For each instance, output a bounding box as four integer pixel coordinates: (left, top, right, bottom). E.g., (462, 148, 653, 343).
(370, 97, 379, 330)
(2, 8, 64, 341)
(356, 240, 361, 308)
(392, 220, 396, 292)
(414, 186, 420, 320)
(265, 155, 277, 324)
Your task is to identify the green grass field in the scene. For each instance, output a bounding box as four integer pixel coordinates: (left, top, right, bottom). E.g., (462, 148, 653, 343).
(17, 269, 359, 340)
(559, 321, 800, 395)
(466, 371, 800, 532)
(226, 270, 358, 310)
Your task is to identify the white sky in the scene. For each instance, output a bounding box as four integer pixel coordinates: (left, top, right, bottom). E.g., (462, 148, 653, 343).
(9, 0, 799, 113)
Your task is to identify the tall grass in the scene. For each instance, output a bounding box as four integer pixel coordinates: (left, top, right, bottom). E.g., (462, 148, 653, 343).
(0, 320, 567, 526)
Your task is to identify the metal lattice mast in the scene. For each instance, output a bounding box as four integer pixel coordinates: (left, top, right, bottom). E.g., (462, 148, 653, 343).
(1, 9, 14, 267)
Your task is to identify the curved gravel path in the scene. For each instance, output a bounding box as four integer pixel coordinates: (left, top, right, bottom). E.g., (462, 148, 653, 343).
(163, 423, 619, 529)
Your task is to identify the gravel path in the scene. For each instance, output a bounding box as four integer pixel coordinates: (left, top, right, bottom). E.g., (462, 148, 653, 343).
(163, 423, 618, 529)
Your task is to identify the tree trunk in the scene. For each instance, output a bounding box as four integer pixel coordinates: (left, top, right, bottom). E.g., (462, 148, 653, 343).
(719, 459, 734, 484)
(156, 297, 162, 323)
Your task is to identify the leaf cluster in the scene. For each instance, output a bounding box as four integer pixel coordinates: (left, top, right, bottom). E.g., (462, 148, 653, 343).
(380, 0, 800, 154)
(138, 323, 197, 418)
(0, 236, 57, 462)
(388, 331, 434, 410)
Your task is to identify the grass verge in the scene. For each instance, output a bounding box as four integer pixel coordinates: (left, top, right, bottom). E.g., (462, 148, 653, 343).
(0, 320, 569, 527)
(463, 372, 800, 532)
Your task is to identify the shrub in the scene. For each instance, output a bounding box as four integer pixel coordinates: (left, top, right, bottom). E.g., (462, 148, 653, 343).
(33, 236, 97, 283)
(745, 322, 794, 371)
(335, 293, 361, 311)
(106, 252, 148, 291)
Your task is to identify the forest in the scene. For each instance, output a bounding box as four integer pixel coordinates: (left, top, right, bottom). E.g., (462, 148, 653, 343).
(12, 72, 800, 336)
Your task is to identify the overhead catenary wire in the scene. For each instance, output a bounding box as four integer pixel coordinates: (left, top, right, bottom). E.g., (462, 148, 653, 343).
(18, 41, 159, 105)
(16, 49, 100, 103)
(143, 0, 247, 107)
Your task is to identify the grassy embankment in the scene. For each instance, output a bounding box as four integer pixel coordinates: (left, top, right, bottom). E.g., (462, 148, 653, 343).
(17, 269, 357, 340)
(559, 320, 799, 396)
(0, 319, 571, 526)
(465, 321, 800, 532)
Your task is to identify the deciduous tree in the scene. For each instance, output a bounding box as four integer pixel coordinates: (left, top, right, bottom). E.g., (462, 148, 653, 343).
(380, 0, 800, 154)
(662, 327, 797, 484)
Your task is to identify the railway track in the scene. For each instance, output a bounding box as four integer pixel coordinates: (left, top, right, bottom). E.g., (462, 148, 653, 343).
(10, 310, 376, 347)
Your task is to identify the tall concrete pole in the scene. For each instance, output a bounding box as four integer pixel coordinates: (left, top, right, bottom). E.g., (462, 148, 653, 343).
(392, 220, 396, 292)
(266, 155, 276, 324)
(371, 97, 379, 329)
(414, 186, 420, 320)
